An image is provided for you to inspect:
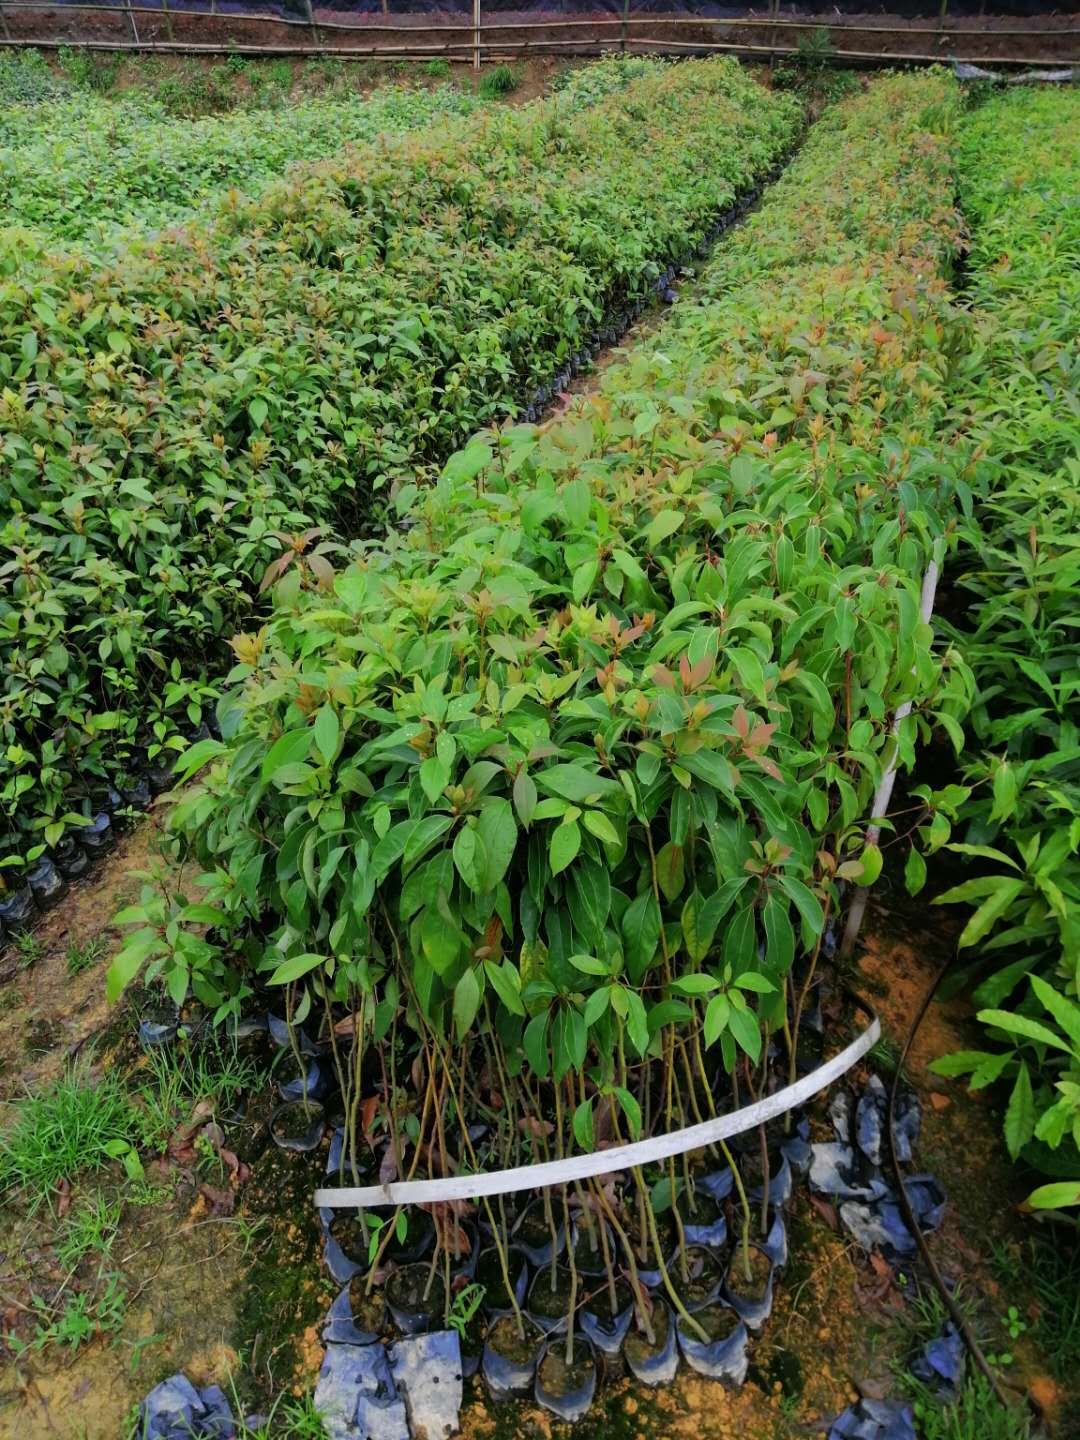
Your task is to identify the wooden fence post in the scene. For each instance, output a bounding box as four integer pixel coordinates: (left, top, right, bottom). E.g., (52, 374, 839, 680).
(473, 0, 480, 71)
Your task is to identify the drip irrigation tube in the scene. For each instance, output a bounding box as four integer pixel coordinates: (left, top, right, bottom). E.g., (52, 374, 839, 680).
(886, 959, 1027, 1418)
(314, 1007, 879, 1208)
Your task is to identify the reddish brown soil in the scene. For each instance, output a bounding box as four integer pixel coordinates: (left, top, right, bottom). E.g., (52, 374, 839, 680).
(4, 7, 1078, 64)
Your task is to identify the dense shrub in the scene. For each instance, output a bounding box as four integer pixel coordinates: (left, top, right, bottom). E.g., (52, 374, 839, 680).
(926, 90, 1080, 1211)
(125, 76, 965, 1177)
(0, 61, 800, 864)
(0, 84, 486, 251)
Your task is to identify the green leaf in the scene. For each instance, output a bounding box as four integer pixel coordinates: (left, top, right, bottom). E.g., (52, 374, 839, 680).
(655, 842, 685, 901)
(523, 1013, 550, 1078)
(703, 993, 731, 1048)
(454, 968, 482, 1040)
(513, 769, 537, 827)
(549, 820, 581, 876)
(249, 396, 268, 428)
(582, 810, 619, 847)
(1003, 1061, 1035, 1160)
(476, 798, 517, 891)
(536, 764, 621, 804)
(670, 973, 720, 995)
(421, 906, 460, 975)
(313, 705, 340, 766)
(728, 1003, 762, 1063)
(484, 960, 525, 1017)
(856, 843, 883, 886)
(778, 875, 824, 938)
(268, 952, 325, 985)
(762, 893, 794, 975)
(904, 846, 927, 896)
(1030, 976, 1080, 1053)
(572, 1099, 594, 1152)
(956, 879, 1025, 949)
(976, 1009, 1072, 1053)
(1025, 1181, 1080, 1211)
(615, 1087, 642, 1141)
(260, 729, 313, 782)
(645, 509, 684, 549)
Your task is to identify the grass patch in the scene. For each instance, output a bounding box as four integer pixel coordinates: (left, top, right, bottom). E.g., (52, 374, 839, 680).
(0, 1064, 146, 1212)
(479, 63, 518, 98)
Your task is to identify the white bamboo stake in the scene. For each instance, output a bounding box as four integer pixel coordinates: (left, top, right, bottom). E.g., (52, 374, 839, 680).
(839, 548, 943, 960)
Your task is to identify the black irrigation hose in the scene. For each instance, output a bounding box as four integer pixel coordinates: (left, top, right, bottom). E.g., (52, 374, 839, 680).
(885, 955, 1029, 1418)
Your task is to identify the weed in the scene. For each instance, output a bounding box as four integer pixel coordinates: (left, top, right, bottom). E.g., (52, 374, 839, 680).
(479, 64, 518, 99)
(0, 1065, 146, 1213)
(425, 58, 451, 79)
(446, 1281, 485, 1340)
(57, 1194, 122, 1270)
(12, 1273, 127, 1356)
(993, 1234, 1080, 1384)
(903, 1373, 1030, 1440)
(0, 49, 61, 105)
(66, 934, 109, 977)
(135, 1031, 262, 1150)
(11, 930, 45, 969)
(58, 46, 120, 93)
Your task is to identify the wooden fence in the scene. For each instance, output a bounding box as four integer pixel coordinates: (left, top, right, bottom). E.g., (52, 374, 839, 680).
(0, 4, 1076, 69)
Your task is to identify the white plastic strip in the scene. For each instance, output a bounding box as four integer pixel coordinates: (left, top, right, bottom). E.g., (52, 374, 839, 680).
(315, 1012, 880, 1209)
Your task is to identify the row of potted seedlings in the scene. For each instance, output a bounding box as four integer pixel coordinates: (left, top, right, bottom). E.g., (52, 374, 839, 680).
(262, 981, 811, 1425)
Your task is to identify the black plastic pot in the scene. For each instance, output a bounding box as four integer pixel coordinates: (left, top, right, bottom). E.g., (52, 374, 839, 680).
(276, 1054, 327, 1104)
(26, 856, 64, 910)
(322, 1279, 386, 1346)
(513, 1198, 565, 1269)
(625, 1300, 679, 1386)
(681, 1192, 728, 1250)
(676, 1302, 749, 1382)
(78, 811, 114, 855)
(0, 884, 37, 935)
(385, 1263, 445, 1336)
(722, 1243, 775, 1332)
(675, 1246, 725, 1314)
(568, 1219, 613, 1277)
(52, 835, 89, 880)
(627, 1209, 677, 1289)
(268, 1013, 319, 1054)
(476, 1244, 528, 1320)
(120, 776, 153, 810)
(746, 1149, 793, 1208)
(580, 1277, 633, 1356)
(535, 1337, 596, 1423)
(482, 1315, 544, 1399)
(270, 1099, 325, 1154)
(385, 1207, 436, 1266)
(526, 1265, 572, 1336)
(324, 1211, 369, 1284)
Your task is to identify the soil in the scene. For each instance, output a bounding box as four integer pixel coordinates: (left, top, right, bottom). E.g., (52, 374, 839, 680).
(537, 1341, 595, 1397)
(329, 1210, 369, 1262)
(0, 811, 168, 1092)
(571, 1222, 610, 1275)
(346, 1276, 386, 1332)
(584, 1277, 631, 1324)
(691, 1301, 741, 1344)
(726, 1246, 771, 1304)
(6, 9, 1078, 64)
(271, 1099, 324, 1143)
(385, 1260, 445, 1317)
(624, 1299, 670, 1365)
(514, 1200, 559, 1252)
(487, 1314, 542, 1365)
(676, 1247, 725, 1310)
(528, 1264, 574, 1324)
